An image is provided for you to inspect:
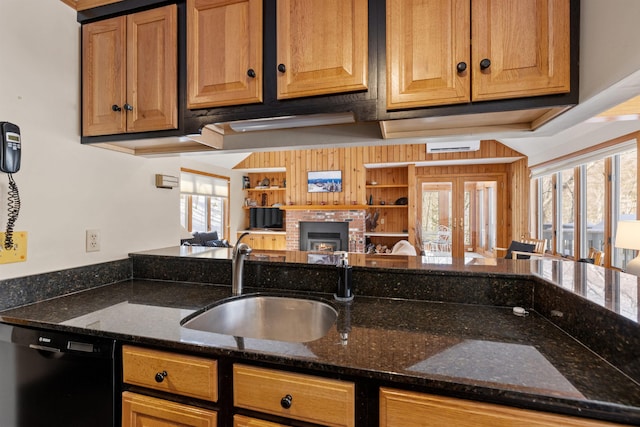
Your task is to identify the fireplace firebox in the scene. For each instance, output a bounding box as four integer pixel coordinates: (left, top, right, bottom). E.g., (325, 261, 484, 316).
(299, 221, 349, 251)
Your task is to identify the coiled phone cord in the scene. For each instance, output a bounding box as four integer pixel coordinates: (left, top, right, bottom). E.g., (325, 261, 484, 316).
(4, 173, 20, 250)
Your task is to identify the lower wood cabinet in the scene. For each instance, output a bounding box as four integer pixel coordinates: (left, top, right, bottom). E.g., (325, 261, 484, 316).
(118, 345, 624, 427)
(234, 415, 286, 427)
(237, 232, 286, 250)
(122, 392, 217, 427)
(121, 346, 219, 426)
(234, 364, 355, 427)
(122, 345, 218, 401)
(379, 388, 626, 427)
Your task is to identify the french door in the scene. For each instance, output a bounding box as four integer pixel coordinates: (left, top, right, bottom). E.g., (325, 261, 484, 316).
(417, 175, 506, 258)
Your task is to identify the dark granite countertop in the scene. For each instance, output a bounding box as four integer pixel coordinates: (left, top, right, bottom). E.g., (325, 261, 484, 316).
(2, 270, 640, 425)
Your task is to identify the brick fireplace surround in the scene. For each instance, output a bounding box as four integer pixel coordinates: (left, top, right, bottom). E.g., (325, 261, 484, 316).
(285, 209, 366, 252)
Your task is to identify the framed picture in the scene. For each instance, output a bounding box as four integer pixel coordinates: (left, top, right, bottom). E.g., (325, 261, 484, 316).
(307, 170, 342, 193)
(242, 176, 251, 189)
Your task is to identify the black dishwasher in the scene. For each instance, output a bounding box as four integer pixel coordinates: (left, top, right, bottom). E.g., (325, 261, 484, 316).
(0, 323, 116, 427)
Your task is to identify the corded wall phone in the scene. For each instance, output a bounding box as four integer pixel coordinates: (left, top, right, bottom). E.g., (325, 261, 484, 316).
(1, 122, 21, 173)
(0, 122, 21, 250)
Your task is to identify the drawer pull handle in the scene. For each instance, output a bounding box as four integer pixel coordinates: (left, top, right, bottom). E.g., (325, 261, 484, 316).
(280, 394, 293, 409)
(155, 370, 168, 383)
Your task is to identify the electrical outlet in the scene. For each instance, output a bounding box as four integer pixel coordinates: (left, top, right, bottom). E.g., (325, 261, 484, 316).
(0, 231, 27, 264)
(86, 229, 100, 252)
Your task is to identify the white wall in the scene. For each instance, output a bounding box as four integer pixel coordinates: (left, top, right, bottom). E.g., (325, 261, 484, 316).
(580, 0, 640, 101)
(0, 0, 240, 280)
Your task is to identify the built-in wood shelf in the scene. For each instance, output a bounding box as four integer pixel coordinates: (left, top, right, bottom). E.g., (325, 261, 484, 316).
(246, 187, 286, 192)
(366, 184, 409, 189)
(365, 232, 409, 237)
(280, 204, 368, 210)
(367, 205, 408, 208)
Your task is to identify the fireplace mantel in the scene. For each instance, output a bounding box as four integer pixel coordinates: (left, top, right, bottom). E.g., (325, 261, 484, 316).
(280, 204, 368, 211)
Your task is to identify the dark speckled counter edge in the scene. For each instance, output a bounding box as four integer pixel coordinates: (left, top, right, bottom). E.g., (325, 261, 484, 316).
(2, 252, 640, 392)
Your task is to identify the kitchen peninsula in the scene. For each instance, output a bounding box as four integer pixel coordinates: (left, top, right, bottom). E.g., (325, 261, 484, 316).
(1, 248, 639, 426)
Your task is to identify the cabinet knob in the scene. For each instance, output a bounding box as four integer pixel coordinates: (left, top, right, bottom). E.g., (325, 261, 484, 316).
(280, 394, 293, 409)
(247, 68, 256, 78)
(154, 370, 168, 383)
(456, 62, 467, 73)
(479, 58, 491, 70)
(277, 63, 286, 73)
(124, 103, 134, 111)
(111, 105, 122, 112)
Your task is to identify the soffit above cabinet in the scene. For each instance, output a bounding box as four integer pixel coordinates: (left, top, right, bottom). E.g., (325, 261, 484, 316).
(60, 0, 122, 11)
(379, 106, 572, 140)
(92, 135, 220, 156)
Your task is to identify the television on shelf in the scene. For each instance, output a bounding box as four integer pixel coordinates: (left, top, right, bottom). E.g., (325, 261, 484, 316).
(307, 170, 342, 193)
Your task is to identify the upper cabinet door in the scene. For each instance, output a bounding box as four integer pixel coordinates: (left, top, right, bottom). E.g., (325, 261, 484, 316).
(126, 5, 178, 133)
(276, 0, 368, 100)
(82, 16, 127, 136)
(187, 0, 263, 109)
(386, 0, 471, 110)
(471, 0, 571, 101)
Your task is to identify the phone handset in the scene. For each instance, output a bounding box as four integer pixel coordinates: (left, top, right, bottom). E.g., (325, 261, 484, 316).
(1, 122, 21, 174)
(0, 122, 21, 250)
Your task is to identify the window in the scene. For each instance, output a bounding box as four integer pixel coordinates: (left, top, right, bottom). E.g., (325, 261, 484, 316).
(533, 140, 637, 269)
(612, 149, 638, 269)
(559, 168, 576, 256)
(539, 175, 554, 247)
(180, 170, 230, 238)
(583, 159, 605, 257)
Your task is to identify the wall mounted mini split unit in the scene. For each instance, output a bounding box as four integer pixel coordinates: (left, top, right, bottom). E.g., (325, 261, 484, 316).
(426, 140, 481, 154)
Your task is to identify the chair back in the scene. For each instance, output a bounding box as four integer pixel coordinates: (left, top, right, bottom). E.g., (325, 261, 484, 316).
(520, 237, 546, 254)
(588, 247, 604, 266)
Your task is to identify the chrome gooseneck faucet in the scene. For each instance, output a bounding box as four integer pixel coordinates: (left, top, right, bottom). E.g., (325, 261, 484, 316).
(232, 232, 253, 296)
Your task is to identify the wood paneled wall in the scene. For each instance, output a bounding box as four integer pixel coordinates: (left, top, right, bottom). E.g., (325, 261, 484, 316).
(235, 151, 288, 169)
(509, 158, 530, 241)
(234, 141, 529, 242)
(286, 147, 365, 205)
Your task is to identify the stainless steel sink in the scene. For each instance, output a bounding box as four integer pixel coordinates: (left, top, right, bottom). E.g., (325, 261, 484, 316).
(181, 295, 338, 343)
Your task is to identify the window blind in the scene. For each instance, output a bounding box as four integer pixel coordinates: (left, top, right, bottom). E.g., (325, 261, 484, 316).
(180, 172, 229, 197)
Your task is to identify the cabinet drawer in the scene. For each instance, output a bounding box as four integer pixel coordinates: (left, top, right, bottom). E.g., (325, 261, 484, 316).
(122, 391, 217, 427)
(233, 364, 355, 427)
(234, 415, 285, 427)
(122, 345, 217, 401)
(379, 388, 625, 427)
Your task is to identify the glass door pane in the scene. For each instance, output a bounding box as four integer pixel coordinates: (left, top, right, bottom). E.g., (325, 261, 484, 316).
(559, 169, 576, 256)
(463, 180, 498, 259)
(420, 181, 452, 256)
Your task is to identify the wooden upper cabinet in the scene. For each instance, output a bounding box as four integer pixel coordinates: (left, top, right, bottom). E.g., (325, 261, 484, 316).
(187, 0, 263, 109)
(82, 5, 178, 136)
(386, 0, 471, 109)
(82, 16, 127, 136)
(471, 0, 571, 101)
(386, 0, 571, 110)
(276, 0, 368, 100)
(127, 6, 178, 133)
